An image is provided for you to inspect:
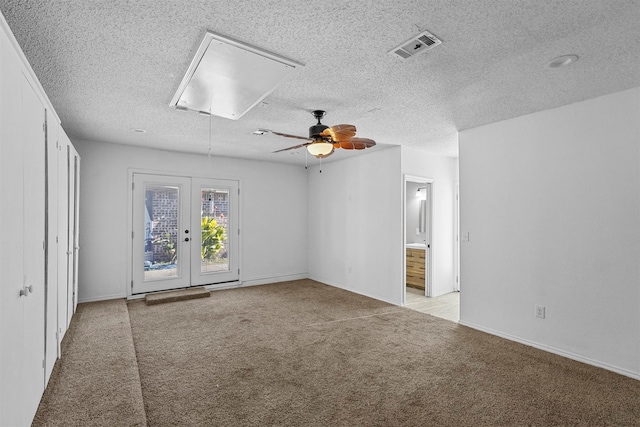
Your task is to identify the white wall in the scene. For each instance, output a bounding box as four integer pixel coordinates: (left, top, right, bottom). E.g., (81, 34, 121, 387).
(459, 87, 640, 378)
(308, 147, 404, 305)
(74, 139, 308, 302)
(402, 147, 459, 297)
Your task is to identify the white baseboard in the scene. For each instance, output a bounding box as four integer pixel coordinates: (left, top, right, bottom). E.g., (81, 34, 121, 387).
(78, 293, 126, 304)
(308, 275, 401, 306)
(240, 272, 308, 288)
(458, 320, 640, 381)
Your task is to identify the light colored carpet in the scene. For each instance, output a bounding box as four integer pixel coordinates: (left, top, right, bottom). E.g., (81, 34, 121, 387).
(127, 279, 640, 426)
(32, 299, 146, 426)
(33, 279, 640, 426)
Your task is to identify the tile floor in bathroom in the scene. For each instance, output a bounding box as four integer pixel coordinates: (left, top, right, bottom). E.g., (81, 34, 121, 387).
(405, 287, 459, 322)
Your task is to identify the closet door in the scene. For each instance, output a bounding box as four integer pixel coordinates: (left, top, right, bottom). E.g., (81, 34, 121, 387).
(44, 113, 59, 383)
(70, 147, 80, 314)
(0, 33, 27, 426)
(65, 144, 80, 323)
(20, 72, 47, 424)
(57, 133, 70, 340)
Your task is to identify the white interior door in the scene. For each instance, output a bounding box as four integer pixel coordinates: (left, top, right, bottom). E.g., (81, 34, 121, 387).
(424, 182, 433, 297)
(44, 110, 59, 384)
(20, 72, 47, 423)
(56, 134, 69, 343)
(132, 174, 240, 294)
(0, 51, 28, 425)
(71, 150, 80, 313)
(65, 145, 74, 326)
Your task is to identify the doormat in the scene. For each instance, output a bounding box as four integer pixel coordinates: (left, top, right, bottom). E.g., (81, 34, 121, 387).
(144, 287, 210, 306)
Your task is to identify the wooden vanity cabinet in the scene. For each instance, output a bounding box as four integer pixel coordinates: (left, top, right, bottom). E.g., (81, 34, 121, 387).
(406, 248, 425, 290)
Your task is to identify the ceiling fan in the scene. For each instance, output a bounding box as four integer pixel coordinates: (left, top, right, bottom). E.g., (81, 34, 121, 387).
(264, 110, 376, 159)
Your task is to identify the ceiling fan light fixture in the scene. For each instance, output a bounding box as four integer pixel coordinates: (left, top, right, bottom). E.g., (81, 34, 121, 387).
(307, 140, 334, 158)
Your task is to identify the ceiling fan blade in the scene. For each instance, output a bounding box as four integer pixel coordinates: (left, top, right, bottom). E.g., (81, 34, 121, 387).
(340, 137, 376, 150)
(272, 142, 311, 153)
(269, 130, 311, 141)
(320, 124, 356, 142)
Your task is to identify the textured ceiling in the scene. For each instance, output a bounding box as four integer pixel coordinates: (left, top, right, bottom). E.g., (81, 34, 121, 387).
(1, 0, 639, 165)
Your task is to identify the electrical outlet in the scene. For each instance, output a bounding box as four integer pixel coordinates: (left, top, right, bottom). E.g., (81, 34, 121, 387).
(535, 305, 545, 319)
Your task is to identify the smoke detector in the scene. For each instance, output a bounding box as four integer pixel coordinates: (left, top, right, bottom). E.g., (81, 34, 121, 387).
(388, 30, 442, 60)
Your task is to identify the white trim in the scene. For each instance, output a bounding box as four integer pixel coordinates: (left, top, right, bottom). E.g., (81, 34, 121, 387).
(126, 168, 243, 298)
(241, 272, 308, 287)
(459, 320, 640, 381)
(78, 293, 127, 304)
(309, 275, 401, 307)
(403, 175, 434, 300)
(454, 183, 460, 292)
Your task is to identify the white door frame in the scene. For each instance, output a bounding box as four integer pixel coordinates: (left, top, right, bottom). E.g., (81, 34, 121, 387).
(403, 175, 434, 304)
(127, 170, 242, 297)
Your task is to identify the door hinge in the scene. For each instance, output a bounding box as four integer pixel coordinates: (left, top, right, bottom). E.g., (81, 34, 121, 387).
(131, 280, 134, 290)
(132, 182, 134, 190)
(238, 268, 240, 275)
(43, 240, 46, 250)
(238, 188, 240, 196)
(131, 231, 134, 239)
(238, 228, 240, 235)
(56, 236, 59, 243)
(42, 359, 45, 369)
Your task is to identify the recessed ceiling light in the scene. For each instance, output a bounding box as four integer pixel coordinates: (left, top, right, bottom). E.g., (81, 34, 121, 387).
(547, 54, 578, 68)
(132, 128, 146, 133)
(253, 129, 269, 135)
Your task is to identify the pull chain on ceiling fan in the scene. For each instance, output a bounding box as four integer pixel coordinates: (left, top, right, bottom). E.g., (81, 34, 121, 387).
(266, 110, 376, 159)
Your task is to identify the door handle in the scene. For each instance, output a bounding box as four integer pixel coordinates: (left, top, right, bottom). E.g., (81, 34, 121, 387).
(184, 237, 190, 242)
(19, 285, 33, 297)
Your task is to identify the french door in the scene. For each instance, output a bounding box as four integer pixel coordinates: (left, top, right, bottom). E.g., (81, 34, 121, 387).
(132, 174, 239, 294)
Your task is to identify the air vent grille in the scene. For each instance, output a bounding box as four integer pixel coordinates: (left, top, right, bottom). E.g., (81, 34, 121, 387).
(418, 34, 437, 46)
(394, 49, 412, 59)
(388, 30, 442, 60)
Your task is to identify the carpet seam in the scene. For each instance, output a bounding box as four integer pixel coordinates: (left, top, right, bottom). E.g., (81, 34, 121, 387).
(304, 309, 403, 327)
(125, 302, 150, 427)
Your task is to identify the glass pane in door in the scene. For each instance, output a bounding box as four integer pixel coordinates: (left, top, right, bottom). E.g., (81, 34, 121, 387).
(144, 184, 181, 280)
(200, 188, 229, 273)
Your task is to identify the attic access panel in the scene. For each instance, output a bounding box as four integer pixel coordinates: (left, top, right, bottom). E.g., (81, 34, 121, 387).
(170, 31, 303, 120)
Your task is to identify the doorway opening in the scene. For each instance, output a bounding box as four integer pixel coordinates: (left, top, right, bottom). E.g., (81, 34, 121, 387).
(404, 176, 433, 303)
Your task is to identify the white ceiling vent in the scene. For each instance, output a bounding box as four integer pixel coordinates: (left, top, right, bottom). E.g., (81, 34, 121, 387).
(388, 30, 442, 60)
